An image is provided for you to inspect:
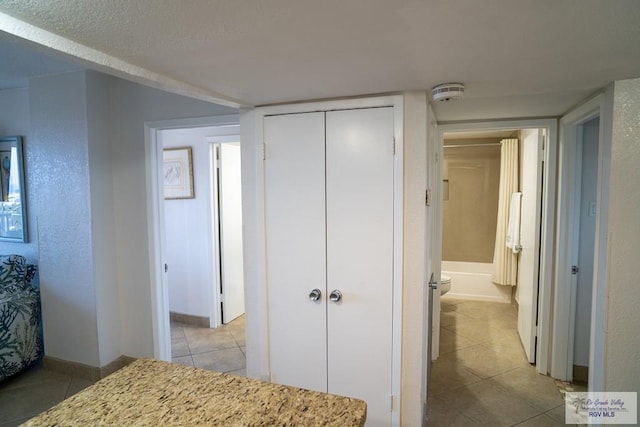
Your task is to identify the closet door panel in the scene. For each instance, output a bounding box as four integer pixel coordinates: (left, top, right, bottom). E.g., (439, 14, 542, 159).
(326, 107, 395, 426)
(264, 112, 328, 392)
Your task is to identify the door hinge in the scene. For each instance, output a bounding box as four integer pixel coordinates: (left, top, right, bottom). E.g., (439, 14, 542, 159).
(214, 146, 221, 168)
(262, 142, 266, 160)
(164, 263, 168, 273)
(219, 293, 225, 302)
(571, 265, 579, 275)
(392, 138, 396, 155)
(390, 394, 395, 412)
(425, 189, 431, 206)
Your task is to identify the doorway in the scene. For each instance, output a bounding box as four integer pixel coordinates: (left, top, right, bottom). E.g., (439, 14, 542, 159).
(436, 128, 543, 361)
(145, 115, 242, 362)
(552, 93, 607, 389)
(432, 119, 558, 374)
(425, 120, 559, 424)
(161, 127, 245, 328)
(210, 141, 245, 324)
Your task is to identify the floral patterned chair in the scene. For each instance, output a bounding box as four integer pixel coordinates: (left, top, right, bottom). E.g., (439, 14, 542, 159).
(0, 255, 41, 381)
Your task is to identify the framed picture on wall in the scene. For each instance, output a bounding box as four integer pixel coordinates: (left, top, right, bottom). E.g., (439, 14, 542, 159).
(163, 147, 194, 199)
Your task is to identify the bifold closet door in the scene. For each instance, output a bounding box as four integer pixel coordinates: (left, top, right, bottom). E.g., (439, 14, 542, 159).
(326, 107, 395, 426)
(264, 112, 327, 392)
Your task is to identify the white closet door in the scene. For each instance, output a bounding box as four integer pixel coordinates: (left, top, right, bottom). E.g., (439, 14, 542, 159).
(264, 112, 328, 392)
(219, 143, 245, 323)
(326, 108, 395, 427)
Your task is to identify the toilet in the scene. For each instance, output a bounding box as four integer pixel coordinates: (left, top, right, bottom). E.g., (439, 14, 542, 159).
(440, 275, 451, 296)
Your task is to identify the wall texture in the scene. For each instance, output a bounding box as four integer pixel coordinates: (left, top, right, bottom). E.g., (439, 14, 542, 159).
(86, 71, 121, 366)
(442, 138, 500, 263)
(401, 92, 428, 425)
(604, 77, 640, 394)
(29, 71, 100, 366)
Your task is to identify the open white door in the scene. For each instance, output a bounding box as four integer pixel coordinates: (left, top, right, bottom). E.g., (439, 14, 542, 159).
(517, 129, 544, 363)
(219, 143, 245, 323)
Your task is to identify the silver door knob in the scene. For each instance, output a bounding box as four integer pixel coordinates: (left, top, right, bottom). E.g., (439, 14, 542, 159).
(329, 290, 342, 303)
(309, 288, 322, 302)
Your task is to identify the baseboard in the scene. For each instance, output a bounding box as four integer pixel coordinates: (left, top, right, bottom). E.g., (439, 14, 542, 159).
(100, 355, 137, 378)
(43, 355, 137, 382)
(170, 311, 210, 327)
(573, 364, 589, 385)
(445, 292, 511, 303)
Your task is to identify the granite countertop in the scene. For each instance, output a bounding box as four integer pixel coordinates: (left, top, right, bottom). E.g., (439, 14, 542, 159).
(23, 358, 367, 426)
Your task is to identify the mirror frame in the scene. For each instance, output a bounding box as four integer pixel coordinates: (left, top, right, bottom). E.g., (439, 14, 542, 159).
(0, 136, 28, 243)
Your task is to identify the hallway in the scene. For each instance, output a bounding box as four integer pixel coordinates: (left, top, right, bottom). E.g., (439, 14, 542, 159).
(427, 298, 573, 426)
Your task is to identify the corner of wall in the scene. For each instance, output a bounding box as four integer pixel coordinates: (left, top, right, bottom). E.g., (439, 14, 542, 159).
(401, 91, 428, 426)
(602, 77, 640, 392)
(239, 108, 269, 380)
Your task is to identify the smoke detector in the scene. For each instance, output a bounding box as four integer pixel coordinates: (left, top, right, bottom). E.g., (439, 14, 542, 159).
(432, 83, 465, 102)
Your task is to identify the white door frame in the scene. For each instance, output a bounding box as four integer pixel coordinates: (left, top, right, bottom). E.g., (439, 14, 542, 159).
(250, 95, 404, 426)
(144, 114, 239, 361)
(552, 93, 607, 387)
(437, 118, 558, 374)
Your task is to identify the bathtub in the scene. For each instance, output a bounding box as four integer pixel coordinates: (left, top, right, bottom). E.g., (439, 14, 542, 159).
(441, 261, 511, 303)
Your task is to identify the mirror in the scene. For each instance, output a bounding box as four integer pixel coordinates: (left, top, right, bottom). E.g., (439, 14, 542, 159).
(0, 136, 27, 242)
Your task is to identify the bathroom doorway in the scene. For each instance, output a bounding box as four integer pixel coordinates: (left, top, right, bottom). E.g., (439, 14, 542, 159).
(433, 119, 558, 374)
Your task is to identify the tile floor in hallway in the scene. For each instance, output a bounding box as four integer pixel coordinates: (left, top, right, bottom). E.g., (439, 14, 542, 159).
(427, 297, 572, 426)
(0, 316, 246, 426)
(170, 314, 246, 377)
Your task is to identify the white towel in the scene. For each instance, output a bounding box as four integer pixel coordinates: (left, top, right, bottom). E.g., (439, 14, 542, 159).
(506, 192, 522, 253)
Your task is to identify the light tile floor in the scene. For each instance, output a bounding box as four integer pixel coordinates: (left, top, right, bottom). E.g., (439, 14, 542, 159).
(3, 309, 579, 427)
(170, 314, 246, 377)
(0, 316, 246, 426)
(427, 297, 573, 426)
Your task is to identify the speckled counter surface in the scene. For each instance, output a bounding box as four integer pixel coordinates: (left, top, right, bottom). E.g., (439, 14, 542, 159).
(23, 358, 366, 426)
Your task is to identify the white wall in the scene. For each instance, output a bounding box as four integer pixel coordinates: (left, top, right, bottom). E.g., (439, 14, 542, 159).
(86, 71, 121, 366)
(401, 91, 428, 426)
(573, 117, 598, 367)
(0, 87, 38, 262)
(107, 78, 236, 359)
(29, 72, 100, 366)
(161, 126, 217, 318)
(603, 77, 640, 394)
(240, 107, 269, 378)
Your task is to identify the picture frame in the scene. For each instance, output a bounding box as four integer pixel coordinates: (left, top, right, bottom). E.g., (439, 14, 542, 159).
(163, 147, 194, 199)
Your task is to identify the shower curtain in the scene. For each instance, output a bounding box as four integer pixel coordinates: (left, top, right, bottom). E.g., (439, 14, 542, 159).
(492, 138, 519, 286)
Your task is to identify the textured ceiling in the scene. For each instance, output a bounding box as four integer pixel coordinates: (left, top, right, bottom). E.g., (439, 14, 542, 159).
(0, 0, 639, 120)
